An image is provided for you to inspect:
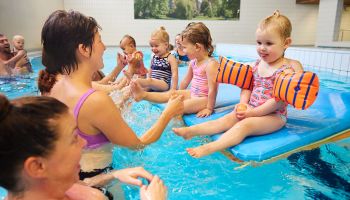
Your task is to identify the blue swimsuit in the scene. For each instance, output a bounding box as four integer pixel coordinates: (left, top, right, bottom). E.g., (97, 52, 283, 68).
(150, 53, 172, 88)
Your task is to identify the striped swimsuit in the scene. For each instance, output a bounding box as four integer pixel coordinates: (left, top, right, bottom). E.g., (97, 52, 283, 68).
(190, 58, 213, 97)
(150, 53, 172, 88)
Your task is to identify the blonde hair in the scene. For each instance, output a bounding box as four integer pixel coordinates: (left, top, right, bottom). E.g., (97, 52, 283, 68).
(181, 22, 214, 56)
(13, 35, 24, 41)
(151, 26, 169, 44)
(259, 10, 292, 40)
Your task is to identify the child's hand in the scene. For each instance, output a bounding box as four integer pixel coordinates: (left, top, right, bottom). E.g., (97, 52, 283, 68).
(117, 53, 127, 68)
(196, 108, 213, 118)
(235, 104, 253, 120)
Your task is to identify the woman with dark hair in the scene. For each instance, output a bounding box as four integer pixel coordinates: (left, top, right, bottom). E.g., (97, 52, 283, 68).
(40, 9, 183, 188)
(0, 94, 167, 200)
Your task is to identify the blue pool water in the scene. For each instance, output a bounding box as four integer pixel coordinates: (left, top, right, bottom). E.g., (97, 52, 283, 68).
(1, 48, 350, 199)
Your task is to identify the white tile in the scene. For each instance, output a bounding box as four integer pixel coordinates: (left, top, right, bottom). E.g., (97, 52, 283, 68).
(333, 54, 342, 70)
(342, 54, 350, 72)
(320, 52, 328, 70)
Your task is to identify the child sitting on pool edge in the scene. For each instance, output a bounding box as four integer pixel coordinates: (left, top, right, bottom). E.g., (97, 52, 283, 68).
(173, 10, 304, 158)
(131, 22, 219, 118)
(135, 26, 178, 92)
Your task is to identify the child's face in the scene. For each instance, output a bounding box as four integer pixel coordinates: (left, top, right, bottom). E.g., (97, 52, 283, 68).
(120, 38, 135, 55)
(149, 37, 168, 57)
(181, 38, 197, 60)
(175, 35, 182, 48)
(13, 38, 24, 50)
(255, 28, 290, 64)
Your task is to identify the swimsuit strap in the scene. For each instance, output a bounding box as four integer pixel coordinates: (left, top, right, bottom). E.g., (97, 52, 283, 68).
(73, 89, 96, 120)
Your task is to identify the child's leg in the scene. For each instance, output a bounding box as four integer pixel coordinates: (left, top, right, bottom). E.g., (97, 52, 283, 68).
(173, 111, 238, 139)
(136, 78, 169, 91)
(131, 81, 191, 103)
(187, 114, 286, 158)
(183, 97, 208, 114)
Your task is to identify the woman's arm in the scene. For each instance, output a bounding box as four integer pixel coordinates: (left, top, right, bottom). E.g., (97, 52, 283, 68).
(179, 64, 193, 90)
(98, 53, 126, 84)
(86, 91, 183, 148)
(168, 54, 178, 90)
(83, 167, 154, 187)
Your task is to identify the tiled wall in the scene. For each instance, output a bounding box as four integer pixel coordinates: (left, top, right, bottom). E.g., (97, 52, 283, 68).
(216, 43, 350, 77)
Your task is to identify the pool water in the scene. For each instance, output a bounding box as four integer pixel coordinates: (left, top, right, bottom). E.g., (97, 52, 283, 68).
(1, 48, 350, 199)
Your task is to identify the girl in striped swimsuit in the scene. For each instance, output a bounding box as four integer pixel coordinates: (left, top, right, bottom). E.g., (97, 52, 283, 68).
(135, 26, 178, 91)
(131, 22, 219, 118)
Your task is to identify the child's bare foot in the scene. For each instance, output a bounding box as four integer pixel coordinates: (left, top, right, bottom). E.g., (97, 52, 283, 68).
(130, 81, 146, 102)
(172, 127, 193, 140)
(186, 145, 211, 158)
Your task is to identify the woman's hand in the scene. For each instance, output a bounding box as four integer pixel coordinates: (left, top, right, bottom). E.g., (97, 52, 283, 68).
(196, 108, 213, 118)
(164, 94, 184, 117)
(140, 175, 167, 200)
(111, 167, 154, 186)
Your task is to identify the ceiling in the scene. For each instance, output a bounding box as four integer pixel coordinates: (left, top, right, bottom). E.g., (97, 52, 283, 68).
(296, 0, 350, 6)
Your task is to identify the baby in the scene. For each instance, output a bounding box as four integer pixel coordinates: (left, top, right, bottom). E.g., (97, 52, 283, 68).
(12, 35, 32, 73)
(120, 35, 147, 76)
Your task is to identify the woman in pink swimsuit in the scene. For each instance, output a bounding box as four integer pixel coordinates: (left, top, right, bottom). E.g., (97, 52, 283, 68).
(40, 10, 181, 199)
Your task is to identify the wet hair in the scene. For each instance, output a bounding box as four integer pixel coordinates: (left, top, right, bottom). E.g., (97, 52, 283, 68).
(37, 69, 57, 95)
(181, 22, 214, 56)
(120, 35, 136, 47)
(259, 10, 292, 40)
(41, 10, 101, 75)
(0, 94, 68, 194)
(151, 26, 169, 44)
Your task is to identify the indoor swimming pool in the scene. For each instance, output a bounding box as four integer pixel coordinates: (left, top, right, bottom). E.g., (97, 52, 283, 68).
(1, 47, 350, 200)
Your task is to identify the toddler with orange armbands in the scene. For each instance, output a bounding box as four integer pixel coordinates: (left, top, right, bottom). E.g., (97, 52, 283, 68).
(173, 10, 304, 158)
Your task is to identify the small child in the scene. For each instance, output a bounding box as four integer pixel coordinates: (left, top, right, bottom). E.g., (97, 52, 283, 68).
(12, 35, 33, 73)
(131, 22, 219, 118)
(173, 10, 304, 158)
(135, 26, 178, 91)
(171, 33, 190, 66)
(120, 35, 148, 78)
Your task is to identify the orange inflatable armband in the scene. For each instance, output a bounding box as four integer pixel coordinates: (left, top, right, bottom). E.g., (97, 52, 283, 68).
(273, 71, 319, 110)
(216, 56, 253, 90)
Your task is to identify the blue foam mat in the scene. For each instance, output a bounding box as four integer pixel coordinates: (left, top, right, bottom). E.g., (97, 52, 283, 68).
(155, 67, 241, 110)
(183, 87, 350, 162)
